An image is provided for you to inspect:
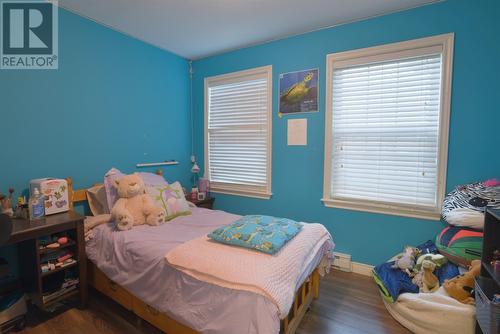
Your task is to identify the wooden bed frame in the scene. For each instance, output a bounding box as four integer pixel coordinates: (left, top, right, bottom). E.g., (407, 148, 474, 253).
(67, 176, 321, 334)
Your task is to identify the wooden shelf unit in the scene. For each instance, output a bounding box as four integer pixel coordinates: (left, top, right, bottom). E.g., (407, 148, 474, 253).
(11, 211, 87, 311)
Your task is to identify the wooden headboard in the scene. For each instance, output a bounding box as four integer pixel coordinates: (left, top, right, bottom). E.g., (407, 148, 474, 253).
(66, 169, 164, 209)
(67, 177, 89, 209)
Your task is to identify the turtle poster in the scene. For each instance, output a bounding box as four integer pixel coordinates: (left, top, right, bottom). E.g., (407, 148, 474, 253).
(279, 68, 318, 117)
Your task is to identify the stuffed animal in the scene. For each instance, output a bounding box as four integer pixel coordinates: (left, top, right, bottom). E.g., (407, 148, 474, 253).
(391, 246, 417, 275)
(411, 254, 447, 289)
(111, 173, 165, 231)
(420, 260, 439, 293)
(442, 179, 500, 229)
(414, 253, 448, 271)
(412, 259, 440, 292)
(443, 259, 481, 304)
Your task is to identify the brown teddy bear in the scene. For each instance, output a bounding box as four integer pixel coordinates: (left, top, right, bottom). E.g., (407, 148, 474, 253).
(111, 173, 165, 231)
(443, 260, 481, 304)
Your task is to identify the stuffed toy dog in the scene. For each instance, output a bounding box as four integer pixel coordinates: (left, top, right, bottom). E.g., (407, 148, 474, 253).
(111, 173, 165, 231)
(421, 260, 439, 293)
(443, 260, 481, 304)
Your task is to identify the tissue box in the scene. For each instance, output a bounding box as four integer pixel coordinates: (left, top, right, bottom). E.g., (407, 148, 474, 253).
(29, 178, 69, 215)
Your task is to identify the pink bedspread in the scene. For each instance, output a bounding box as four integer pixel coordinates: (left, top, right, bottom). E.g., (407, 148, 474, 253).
(86, 208, 333, 334)
(166, 223, 333, 318)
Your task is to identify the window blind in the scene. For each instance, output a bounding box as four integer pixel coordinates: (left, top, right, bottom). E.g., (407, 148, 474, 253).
(330, 54, 443, 209)
(206, 69, 271, 197)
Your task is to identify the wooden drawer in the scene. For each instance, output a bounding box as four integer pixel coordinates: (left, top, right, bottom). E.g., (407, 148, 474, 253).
(132, 298, 197, 334)
(88, 264, 133, 310)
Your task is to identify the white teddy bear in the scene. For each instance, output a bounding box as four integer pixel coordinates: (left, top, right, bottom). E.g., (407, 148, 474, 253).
(111, 173, 165, 231)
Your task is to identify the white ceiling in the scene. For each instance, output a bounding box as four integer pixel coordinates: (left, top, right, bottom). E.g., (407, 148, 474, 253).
(58, 0, 439, 60)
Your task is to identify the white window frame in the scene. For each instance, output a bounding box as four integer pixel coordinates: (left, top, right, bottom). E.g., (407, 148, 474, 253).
(322, 33, 454, 220)
(204, 65, 273, 199)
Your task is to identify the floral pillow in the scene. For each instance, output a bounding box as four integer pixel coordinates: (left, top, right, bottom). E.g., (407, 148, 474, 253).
(146, 181, 191, 221)
(208, 215, 303, 255)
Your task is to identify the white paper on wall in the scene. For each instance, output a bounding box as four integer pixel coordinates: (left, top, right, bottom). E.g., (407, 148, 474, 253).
(287, 118, 307, 146)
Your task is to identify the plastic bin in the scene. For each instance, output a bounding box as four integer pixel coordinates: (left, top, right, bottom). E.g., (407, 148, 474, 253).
(475, 277, 500, 334)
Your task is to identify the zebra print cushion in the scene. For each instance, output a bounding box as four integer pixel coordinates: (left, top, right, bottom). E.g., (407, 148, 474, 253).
(442, 180, 500, 229)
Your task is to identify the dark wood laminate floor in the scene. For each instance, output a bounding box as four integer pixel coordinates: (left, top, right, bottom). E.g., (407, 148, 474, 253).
(18, 270, 411, 334)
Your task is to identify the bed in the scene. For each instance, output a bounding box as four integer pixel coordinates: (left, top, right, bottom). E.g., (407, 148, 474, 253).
(67, 176, 334, 334)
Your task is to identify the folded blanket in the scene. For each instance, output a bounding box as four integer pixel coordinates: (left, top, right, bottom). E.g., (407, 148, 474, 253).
(165, 223, 334, 318)
(208, 215, 303, 254)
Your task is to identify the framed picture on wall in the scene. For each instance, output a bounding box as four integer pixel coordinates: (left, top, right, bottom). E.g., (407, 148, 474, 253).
(278, 68, 319, 117)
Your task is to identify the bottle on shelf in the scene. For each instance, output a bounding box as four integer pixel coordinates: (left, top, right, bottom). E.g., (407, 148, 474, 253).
(29, 188, 45, 220)
(191, 187, 199, 201)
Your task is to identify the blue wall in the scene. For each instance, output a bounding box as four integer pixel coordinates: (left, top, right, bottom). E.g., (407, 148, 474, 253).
(0, 8, 191, 196)
(192, 0, 500, 265)
(0, 8, 191, 276)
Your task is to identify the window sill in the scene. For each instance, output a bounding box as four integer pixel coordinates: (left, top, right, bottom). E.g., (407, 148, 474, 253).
(321, 198, 441, 221)
(210, 186, 272, 200)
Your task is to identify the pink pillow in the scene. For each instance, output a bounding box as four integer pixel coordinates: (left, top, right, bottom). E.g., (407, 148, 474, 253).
(103, 168, 124, 209)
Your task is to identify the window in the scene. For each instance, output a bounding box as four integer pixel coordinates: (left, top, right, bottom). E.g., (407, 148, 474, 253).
(323, 34, 454, 220)
(204, 66, 272, 199)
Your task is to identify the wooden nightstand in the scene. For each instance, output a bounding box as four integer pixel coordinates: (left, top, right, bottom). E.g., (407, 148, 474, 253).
(186, 196, 215, 209)
(6, 210, 87, 310)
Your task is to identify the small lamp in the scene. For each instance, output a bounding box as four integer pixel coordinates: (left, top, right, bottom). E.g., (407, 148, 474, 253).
(191, 157, 200, 188)
(191, 161, 200, 174)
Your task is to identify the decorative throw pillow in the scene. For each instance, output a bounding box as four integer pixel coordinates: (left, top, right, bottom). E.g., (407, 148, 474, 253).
(436, 226, 483, 267)
(139, 172, 168, 189)
(145, 181, 191, 221)
(441, 179, 500, 229)
(208, 215, 303, 255)
(86, 184, 109, 216)
(103, 168, 124, 209)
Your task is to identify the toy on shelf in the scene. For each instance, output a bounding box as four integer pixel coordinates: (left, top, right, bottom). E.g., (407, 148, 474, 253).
(443, 259, 481, 304)
(38, 234, 73, 251)
(14, 197, 29, 219)
(491, 250, 500, 271)
(58, 237, 68, 245)
(0, 188, 14, 217)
